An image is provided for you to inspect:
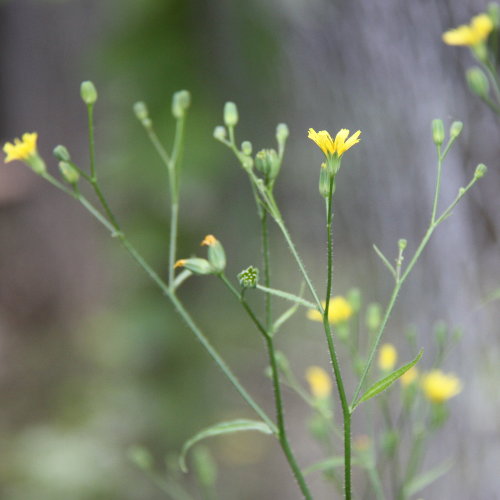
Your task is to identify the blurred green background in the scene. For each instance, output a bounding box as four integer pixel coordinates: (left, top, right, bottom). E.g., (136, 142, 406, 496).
(1, 0, 499, 498)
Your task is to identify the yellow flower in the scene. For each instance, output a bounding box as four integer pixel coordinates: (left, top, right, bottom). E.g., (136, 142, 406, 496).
(305, 366, 332, 398)
(174, 259, 187, 268)
(421, 370, 462, 403)
(308, 128, 361, 158)
(443, 13, 493, 46)
(400, 366, 419, 387)
(3, 132, 38, 163)
(378, 343, 397, 371)
(201, 234, 218, 246)
(307, 296, 353, 324)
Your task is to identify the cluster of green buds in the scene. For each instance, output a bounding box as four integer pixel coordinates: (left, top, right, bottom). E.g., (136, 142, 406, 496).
(53, 145, 80, 185)
(174, 235, 226, 275)
(237, 266, 259, 288)
(213, 101, 289, 188)
(431, 119, 463, 147)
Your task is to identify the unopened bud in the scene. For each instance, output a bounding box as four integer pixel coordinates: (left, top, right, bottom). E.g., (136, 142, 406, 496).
(213, 126, 227, 142)
(398, 238, 407, 251)
(223, 102, 239, 127)
(366, 303, 382, 332)
(276, 123, 289, 144)
(53, 145, 71, 162)
(59, 161, 80, 184)
(450, 121, 463, 138)
(432, 119, 445, 146)
(172, 90, 191, 118)
(241, 141, 252, 155)
(80, 81, 98, 105)
(255, 149, 279, 179)
(474, 163, 487, 179)
(133, 101, 149, 122)
(347, 288, 362, 313)
(467, 67, 489, 98)
(174, 258, 214, 275)
(238, 266, 259, 288)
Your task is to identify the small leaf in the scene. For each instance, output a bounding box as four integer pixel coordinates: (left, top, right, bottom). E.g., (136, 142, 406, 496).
(179, 419, 273, 472)
(404, 459, 453, 496)
(352, 350, 423, 411)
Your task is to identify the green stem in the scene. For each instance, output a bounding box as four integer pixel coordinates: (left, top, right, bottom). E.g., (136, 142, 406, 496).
(87, 104, 96, 179)
(220, 274, 313, 500)
(261, 209, 272, 330)
(430, 145, 442, 224)
(256, 284, 317, 309)
(323, 179, 351, 500)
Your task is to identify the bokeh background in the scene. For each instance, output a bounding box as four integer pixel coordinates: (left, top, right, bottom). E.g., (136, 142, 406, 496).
(1, 0, 499, 498)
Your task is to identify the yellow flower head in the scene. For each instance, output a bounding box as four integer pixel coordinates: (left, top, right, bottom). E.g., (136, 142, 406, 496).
(421, 370, 462, 403)
(3, 132, 38, 163)
(201, 234, 218, 246)
(174, 259, 187, 269)
(400, 366, 419, 387)
(305, 366, 332, 398)
(307, 296, 353, 325)
(378, 343, 398, 372)
(443, 13, 493, 46)
(308, 128, 361, 158)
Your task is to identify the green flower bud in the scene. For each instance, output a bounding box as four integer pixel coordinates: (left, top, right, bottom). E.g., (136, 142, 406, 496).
(474, 163, 487, 179)
(238, 266, 259, 288)
(276, 123, 289, 144)
(366, 303, 382, 332)
(432, 119, 445, 146)
(201, 235, 226, 273)
(347, 287, 362, 313)
(241, 141, 252, 155)
(127, 446, 153, 471)
(59, 161, 80, 184)
(80, 81, 98, 105)
(398, 238, 407, 251)
(434, 320, 447, 348)
(172, 90, 191, 118)
(175, 258, 214, 275)
(450, 121, 463, 138)
(213, 126, 227, 142)
(223, 102, 239, 127)
(133, 101, 149, 122)
(53, 145, 71, 162)
(255, 149, 280, 179)
(467, 67, 489, 98)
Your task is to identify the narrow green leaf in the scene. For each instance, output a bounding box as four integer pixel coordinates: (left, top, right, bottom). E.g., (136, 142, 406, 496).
(352, 350, 423, 411)
(404, 459, 453, 496)
(179, 419, 273, 472)
(272, 302, 300, 334)
(256, 284, 316, 309)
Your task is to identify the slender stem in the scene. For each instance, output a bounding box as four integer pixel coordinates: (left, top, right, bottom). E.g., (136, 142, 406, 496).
(430, 145, 442, 224)
(169, 201, 179, 287)
(87, 104, 96, 179)
(323, 179, 351, 500)
(256, 284, 317, 309)
(219, 274, 313, 500)
(261, 209, 272, 330)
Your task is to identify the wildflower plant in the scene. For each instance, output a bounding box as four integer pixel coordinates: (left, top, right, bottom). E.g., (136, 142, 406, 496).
(2, 77, 485, 499)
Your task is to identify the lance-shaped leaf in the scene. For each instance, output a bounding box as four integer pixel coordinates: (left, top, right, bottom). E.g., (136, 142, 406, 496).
(351, 349, 423, 411)
(179, 419, 273, 472)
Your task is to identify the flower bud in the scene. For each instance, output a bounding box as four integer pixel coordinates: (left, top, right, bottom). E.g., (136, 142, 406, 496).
(172, 90, 191, 118)
(474, 163, 487, 179)
(238, 266, 259, 288)
(133, 101, 149, 122)
(450, 121, 463, 139)
(366, 303, 381, 332)
(213, 126, 227, 142)
(276, 123, 289, 144)
(432, 119, 445, 146)
(80, 81, 98, 105)
(241, 141, 252, 155)
(53, 145, 71, 162)
(174, 258, 214, 275)
(255, 149, 279, 179)
(59, 161, 80, 184)
(223, 102, 239, 127)
(201, 235, 226, 273)
(466, 67, 489, 98)
(347, 287, 362, 313)
(398, 238, 407, 251)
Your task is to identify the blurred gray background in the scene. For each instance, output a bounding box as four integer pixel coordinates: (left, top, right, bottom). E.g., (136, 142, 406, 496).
(0, 0, 499, 498)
